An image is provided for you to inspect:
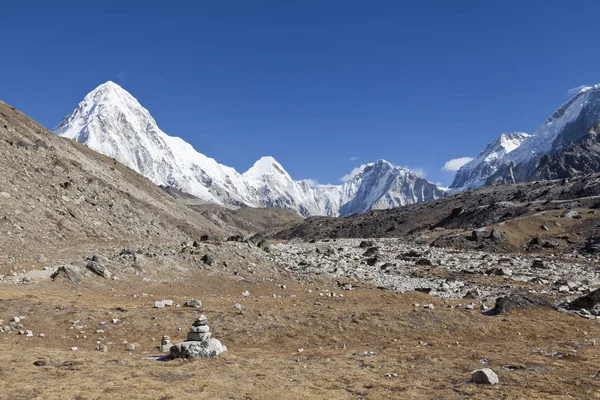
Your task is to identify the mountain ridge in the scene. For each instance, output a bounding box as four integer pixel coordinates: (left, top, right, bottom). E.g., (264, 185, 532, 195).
(452, 84, 600, 188)
(54, 81, 445, 216)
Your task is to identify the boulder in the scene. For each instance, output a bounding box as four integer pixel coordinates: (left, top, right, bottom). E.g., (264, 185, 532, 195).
(227, 235, 244, 242)
(415, 258, 432, 266)
(184, 299, 202, 308)
(583, 237, 600, 254)
(51, 266, 83, 285)
(362, 247, 380, 257)
(86, 261, 112, 279)
(471, 368, 499, 385)
(491, 294, 553, 315)
(257, 239, 271, 253)
(571, 288, 600, 309)
(358, 240, 374, 248)
(489, 228, 506, 242)
(471, 229, 488, 241)
(170, 338, 226, 359)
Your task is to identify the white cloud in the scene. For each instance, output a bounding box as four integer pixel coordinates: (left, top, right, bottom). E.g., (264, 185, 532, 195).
(411, 168, 426, 178)
(442, 157, 474, 172)
(117, 71, 126, 85)
(341, 165, 366, 182)
(349, 156, 358, 161)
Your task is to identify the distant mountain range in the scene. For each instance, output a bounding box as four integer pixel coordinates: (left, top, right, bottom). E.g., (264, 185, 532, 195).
(55, 82, 444, 216)
(451, 84, 600, 188)
(54, 81, 600, 216)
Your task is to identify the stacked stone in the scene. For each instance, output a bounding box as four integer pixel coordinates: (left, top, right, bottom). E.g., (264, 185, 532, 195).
(158, 335, 172, 353)
(170, 314, 226, 359)
(187, 315, 211, 341)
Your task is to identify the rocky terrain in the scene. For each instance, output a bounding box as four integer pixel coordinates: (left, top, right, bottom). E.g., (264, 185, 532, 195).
(274, 172, 600, 254)
(0, 100, 599, 399)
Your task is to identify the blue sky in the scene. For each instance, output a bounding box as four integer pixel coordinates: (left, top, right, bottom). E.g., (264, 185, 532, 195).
(2, 1, 600, 186)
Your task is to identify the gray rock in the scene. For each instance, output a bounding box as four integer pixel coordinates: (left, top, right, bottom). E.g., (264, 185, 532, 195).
(558, 285, 570, 293)
(187, 331, 211, 341)
(0, 192, 10, 199)
(492, 294, 554, 315)
(234, 303, 244, 310)
(532, 259, 546, 269)
(571, 288, 600, 309)
(472, 368, 499, 385)
(189, 325, 210, 333)
(201, 254, 214, 266)
(170, 338, 226, 359)
(471, 229, 488, 241)
(86, 261, 112, 279)
(96, 344, 108, 352)
(91, 254, 109, 266)
(489, 228, 506, 242)
(564, 210, 581, 219)
(184, 299, 202, 308)
(51, 266, 83, 285)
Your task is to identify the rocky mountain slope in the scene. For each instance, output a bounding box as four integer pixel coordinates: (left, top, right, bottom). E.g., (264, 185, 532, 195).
(452, 84, 600, 188)
(274, 172, 600, 254)
(55, 82, 444, 216)
(0, 99, 276, 268)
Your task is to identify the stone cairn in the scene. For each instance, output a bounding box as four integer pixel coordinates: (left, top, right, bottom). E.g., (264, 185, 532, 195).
(169, 314, 226, 359)
(157, 335, 172, 353)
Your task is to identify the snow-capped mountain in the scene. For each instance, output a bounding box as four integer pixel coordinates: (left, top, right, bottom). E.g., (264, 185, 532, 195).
(340, 161, 444, 215)
(450, 132, 530, 189)
(451, 84, 600, 188)
(54, 81, 444, 217)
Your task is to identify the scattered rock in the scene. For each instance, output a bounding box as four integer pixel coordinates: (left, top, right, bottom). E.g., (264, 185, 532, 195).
(184, 299, 202, 308)
(362, 247, 380, 257)
(154, 300, 174, 308)
(86, 261, 113, 279)
(96, 344, 108, 352)
(571, 288, 600, 309)
(564, 210, 581, 219)
(257, 239, 271, 253)
(491, 294, 554, 315)
(51, 266, 83, 285)
(201, 254, 214, 266)
(489, 228, 506, 242)
(471, 368, 499, 385)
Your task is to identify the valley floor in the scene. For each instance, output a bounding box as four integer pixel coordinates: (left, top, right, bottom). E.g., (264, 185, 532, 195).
(0, 240, 599, 399)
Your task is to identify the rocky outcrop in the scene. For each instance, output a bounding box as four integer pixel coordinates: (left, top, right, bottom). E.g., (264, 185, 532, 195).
(532, 123, 600, 181)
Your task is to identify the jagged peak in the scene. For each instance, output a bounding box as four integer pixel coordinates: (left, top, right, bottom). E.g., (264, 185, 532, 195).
(243, 156, 290, 181)
(82, 81, 137, 105)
